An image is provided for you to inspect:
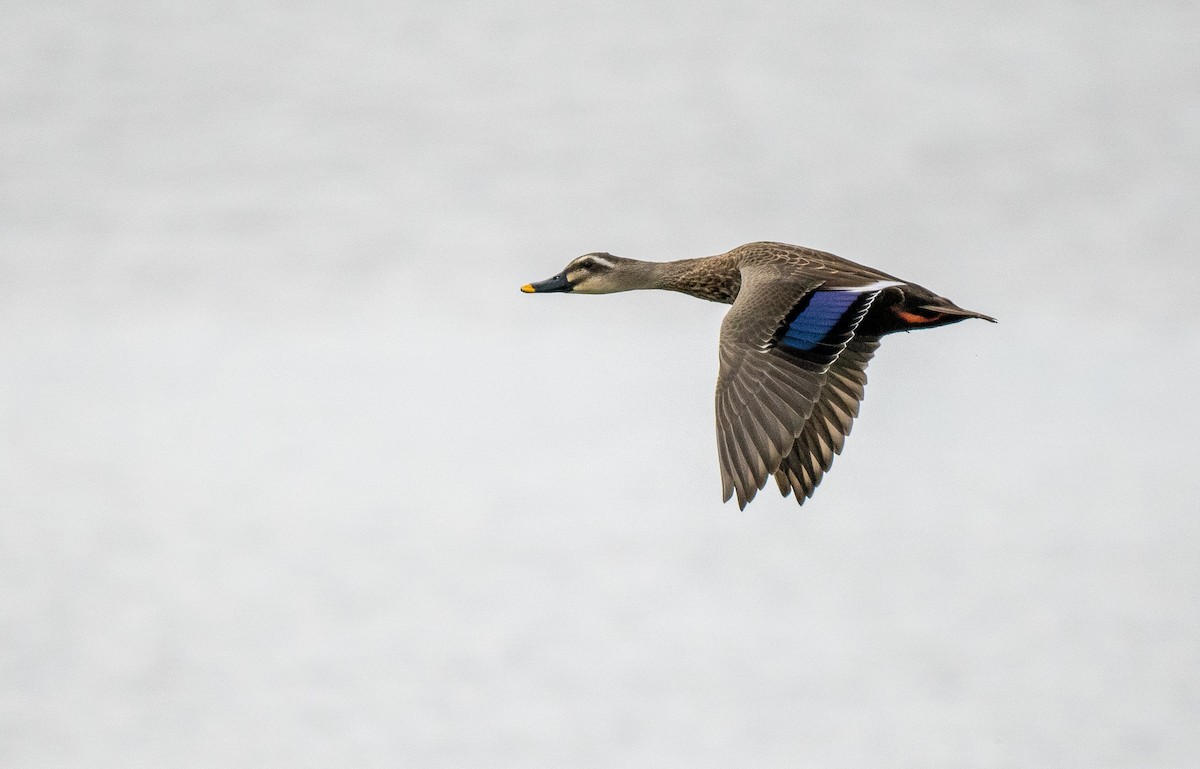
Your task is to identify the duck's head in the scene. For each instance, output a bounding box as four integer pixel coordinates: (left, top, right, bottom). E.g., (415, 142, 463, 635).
(521, 253, 641, 295)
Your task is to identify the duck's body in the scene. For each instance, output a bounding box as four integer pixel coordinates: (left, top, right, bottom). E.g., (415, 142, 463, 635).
(522, 241, 994, 508)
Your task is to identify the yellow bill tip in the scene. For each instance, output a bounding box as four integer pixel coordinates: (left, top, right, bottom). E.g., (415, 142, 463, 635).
(520, 283, 536, 293)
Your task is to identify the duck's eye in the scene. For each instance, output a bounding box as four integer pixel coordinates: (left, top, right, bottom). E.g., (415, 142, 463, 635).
(579, 258, 596, 270)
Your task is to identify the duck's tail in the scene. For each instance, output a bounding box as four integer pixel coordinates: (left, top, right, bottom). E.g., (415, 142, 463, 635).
(917, 301, 997, 324)
(863, 286, 996, 334)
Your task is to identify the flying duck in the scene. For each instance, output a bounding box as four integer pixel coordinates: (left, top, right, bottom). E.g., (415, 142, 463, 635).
(521, 241, 995, 508)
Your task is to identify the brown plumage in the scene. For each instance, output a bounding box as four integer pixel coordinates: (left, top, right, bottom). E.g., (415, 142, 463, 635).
(521, 241, 995, 508)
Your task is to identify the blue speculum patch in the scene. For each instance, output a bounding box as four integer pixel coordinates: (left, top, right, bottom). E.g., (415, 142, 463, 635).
(778, 291, 864, 351)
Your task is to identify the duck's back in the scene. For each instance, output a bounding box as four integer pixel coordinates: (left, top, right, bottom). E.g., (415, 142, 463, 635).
(729, 241, 905, 289)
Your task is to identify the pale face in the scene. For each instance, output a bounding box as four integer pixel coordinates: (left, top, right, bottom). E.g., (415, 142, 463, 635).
(561, 253, 618, 294)
(521, 253, 624, 294)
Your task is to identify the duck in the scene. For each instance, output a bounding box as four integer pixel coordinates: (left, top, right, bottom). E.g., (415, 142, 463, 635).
(521, 241, 995, 509)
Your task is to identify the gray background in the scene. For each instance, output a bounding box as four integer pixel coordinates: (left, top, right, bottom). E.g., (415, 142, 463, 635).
(3, 1, 1198, 766)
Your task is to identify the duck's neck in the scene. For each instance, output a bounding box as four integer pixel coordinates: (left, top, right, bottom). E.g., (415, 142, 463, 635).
(635, 255, 741, 304)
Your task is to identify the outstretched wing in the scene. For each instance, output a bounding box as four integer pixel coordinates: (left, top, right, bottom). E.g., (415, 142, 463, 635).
(716, 266, 892, 508)
(774, 335, 880, 503)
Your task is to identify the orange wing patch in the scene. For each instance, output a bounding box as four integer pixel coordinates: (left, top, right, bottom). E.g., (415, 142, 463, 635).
(896, 309, 945, 325)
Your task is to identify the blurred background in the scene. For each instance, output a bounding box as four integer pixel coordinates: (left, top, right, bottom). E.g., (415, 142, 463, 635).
(2, 0, 1198, 766)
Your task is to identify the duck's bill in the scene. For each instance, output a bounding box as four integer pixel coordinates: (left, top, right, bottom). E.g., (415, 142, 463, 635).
(520, 274, 571, 293)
